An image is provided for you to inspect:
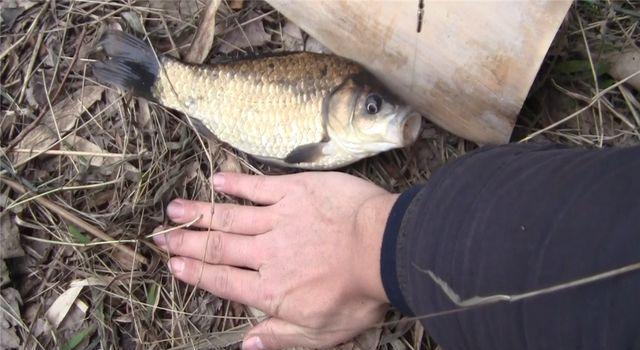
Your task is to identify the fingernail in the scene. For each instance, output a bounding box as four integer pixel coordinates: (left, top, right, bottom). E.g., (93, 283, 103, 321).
(169, 258, 184, 274)
(242, 337, 264, 350)
(167, 200, 184, 219)
(212, 173, 225, 190)
(153, 233, 167, 246)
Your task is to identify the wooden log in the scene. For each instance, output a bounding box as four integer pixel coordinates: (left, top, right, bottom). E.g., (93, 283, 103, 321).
(266, 0, 572, 144)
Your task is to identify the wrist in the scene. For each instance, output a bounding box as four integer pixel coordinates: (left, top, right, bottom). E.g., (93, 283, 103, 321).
(355, 192, 400, 303)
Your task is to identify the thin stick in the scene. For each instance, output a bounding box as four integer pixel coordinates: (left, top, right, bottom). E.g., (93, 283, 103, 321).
(0, 177, 148, 265)
(8, 148, 145, 159)
(5, 29, 87, 152)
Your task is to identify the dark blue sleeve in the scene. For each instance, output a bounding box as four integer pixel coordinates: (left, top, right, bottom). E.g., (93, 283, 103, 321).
(380, 143, 640, 350)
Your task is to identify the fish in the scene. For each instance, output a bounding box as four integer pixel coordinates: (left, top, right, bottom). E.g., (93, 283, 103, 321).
(91, 30, 421, 169)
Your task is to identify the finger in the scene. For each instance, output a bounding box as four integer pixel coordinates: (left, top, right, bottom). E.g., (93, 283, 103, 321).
(167, 199, 273, 234)
(242, 318, 313, 350)
(153, 228, 261, 269)
(169, 257, 263, 307)
(212, 172, 288, 205)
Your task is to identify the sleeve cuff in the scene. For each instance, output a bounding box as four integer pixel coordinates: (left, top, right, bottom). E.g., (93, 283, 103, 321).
(380, 185, 422, 316)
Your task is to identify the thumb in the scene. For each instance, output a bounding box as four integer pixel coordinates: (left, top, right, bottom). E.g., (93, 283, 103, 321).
(242, 318, 312, 350)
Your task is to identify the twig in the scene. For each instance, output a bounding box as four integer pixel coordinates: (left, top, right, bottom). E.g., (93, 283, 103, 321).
(185, 0, 222, 64)
(5, 29, 87, 152)
(0, 177, 148, 265)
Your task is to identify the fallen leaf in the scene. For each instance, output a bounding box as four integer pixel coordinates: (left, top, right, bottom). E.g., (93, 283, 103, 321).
(11, 125, 57, 165)
(25, 74, 48, 109)
(0, 214, 25, 259)
(65, 135, 140, 174)
(111, 247, 142, 271)
(0, 110, 17, 135)
(136, 98, 152, 129)
(218, 11, 271, 54)
(145, 0, 200, 19)
(0, 287, 22, 349)
(121, 11, 144, 34)
(305, 36, 331, 54)
(12, 86, 105, 165)
(43, 85, 104, 132)
(352, 326, 382, 350)
(281, 21, 304, 51)
(0, 261, 9, 288)
(45, 284, 84, 328)
(45, 278, 108, 329)
(219, 153, 242, 173)
(229, 0, 244, 10)
(0, 0, 37, 29)
(64, 135, 108, 167)
(608, 50, 640, 91)
(185, 0, 221, 64)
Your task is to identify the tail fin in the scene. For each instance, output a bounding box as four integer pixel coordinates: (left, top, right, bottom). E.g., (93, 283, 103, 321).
(92, 30, 159, 100)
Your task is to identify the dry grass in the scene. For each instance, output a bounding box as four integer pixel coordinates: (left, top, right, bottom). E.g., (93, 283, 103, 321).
(0, 1, 638, 349)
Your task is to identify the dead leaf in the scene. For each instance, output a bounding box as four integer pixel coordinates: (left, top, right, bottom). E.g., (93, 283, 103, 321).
(281, 21, 304, 51)
(219, 153, 242, 173)
(12, 125, 57, 165)
(43, 85, 104, 132)
(112, 247, 142, 271)
(0, 287, 22, 349)
(45, 284, 84, 328)
(121, 11, 144, 34)
(608, 50, 640, 91)
(0, 261, 9, 288)
(0, 110, 17, 134)
(305, 36, 331, 54)
(145, 0, 200, 19)
(136, 98, 152, 129)
(0, 0, 37, 29)
(64, 136, 108, 167)
(12, 86, 104, 165)
(229, 0, 244, 10)
(45, 278, 107, 329)
(64, 135, 141, 175)
(218, 11, 271, 54)
(25, 74, 48, 109)
(185, 0, 221, 64)
(0, 214, 25, 259)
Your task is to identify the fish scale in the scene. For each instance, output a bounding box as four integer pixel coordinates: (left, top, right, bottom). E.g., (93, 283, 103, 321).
(154, 54, 359, 160)
(92, 30, 420, 169)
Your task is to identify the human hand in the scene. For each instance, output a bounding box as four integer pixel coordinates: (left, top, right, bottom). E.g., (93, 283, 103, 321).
(153, 171, 398, 349)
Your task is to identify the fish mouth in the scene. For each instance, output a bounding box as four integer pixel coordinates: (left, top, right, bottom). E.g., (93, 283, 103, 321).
(389, 109, 422, 147)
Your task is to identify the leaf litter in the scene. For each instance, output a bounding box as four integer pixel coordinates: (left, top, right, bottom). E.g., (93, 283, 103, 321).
(0, 0, 638, 349)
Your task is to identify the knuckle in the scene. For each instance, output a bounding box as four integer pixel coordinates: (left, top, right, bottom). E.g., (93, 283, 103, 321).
(213, 266, 232, 295)
(251, 176, 266, 198)
(205, 231, 224, 264)
(217, 207, 235, 231)
(260, 284, 283, 316)
(262, 320, 283, 347)
(167, 230, 185, 251)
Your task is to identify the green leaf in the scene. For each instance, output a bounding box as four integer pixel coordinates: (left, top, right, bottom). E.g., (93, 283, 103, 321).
(147, 282, 159, 319)
(61, 325, 96, 350)
(553, 60, 608, 76)
(68, 225, 91, 244)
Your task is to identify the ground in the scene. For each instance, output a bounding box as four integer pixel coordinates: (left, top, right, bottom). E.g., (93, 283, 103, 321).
(0, 1, 638, 349)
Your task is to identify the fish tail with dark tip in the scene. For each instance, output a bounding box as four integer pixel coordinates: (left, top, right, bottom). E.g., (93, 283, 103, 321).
(92, 30, 159, 100)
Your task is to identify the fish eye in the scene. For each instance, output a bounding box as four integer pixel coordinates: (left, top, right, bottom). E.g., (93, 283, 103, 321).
(365, 94, 382, 114)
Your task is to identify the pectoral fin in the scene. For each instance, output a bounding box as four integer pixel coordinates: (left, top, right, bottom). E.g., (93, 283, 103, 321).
(284, 142, 329, 164)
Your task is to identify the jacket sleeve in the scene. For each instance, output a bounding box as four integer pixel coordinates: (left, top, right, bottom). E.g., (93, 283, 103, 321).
(380, 142, 640, 350)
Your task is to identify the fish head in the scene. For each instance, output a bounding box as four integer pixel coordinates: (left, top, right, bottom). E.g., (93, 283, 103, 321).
(326, 74, 422, 156)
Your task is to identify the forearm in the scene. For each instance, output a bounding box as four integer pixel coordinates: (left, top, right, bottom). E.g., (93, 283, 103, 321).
(382, 143, 640, 349)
